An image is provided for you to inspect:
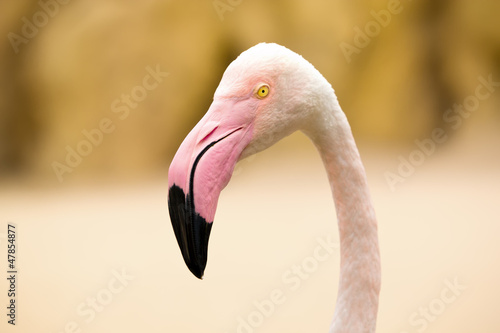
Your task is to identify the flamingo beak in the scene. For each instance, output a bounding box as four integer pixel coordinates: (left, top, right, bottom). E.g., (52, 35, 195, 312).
(167, 100, 254, 279)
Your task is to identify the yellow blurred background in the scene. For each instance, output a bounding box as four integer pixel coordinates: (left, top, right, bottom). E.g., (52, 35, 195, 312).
(1, 0, 499, 332)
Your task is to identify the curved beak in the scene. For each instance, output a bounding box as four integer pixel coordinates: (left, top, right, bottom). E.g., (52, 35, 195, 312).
(167, 99, 254, 279)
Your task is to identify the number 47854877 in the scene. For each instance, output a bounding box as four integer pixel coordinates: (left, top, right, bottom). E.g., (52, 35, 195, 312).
(7, 224, 16, 270)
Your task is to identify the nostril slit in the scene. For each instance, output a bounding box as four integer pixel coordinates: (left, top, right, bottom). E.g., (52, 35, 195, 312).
(199, 125, 218, 143)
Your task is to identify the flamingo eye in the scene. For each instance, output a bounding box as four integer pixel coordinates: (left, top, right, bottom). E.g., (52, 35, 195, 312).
(256, 84, 270, 98)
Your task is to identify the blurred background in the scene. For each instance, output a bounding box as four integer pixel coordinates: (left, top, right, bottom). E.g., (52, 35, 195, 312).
(1, 0, 499, 332)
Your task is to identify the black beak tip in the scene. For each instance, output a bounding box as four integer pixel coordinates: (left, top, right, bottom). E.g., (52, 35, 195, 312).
(168, 184, 213, 280)
(188, 264, 205, 280)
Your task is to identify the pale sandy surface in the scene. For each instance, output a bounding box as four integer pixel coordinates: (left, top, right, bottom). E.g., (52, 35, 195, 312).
(1, 128, 499, 333)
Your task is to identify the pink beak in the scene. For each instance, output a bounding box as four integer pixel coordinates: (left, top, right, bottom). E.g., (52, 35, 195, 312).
(168, 99, 255, 278)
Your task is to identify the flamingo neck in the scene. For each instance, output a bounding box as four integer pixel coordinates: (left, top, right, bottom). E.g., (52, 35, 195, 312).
(303, 93, 381, 333)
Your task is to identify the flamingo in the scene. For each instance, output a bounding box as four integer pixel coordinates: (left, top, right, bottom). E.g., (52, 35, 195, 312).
(167, 43, 381, 332)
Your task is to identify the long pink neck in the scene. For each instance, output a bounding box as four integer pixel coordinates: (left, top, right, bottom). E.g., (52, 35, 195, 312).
(304, 95, 381, 332)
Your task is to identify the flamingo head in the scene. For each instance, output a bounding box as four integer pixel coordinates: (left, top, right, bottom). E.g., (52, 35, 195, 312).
(167, 43, 332, 278)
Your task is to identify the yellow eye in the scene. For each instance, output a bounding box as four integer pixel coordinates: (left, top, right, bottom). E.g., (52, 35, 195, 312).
(256, 84, 270, 98)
